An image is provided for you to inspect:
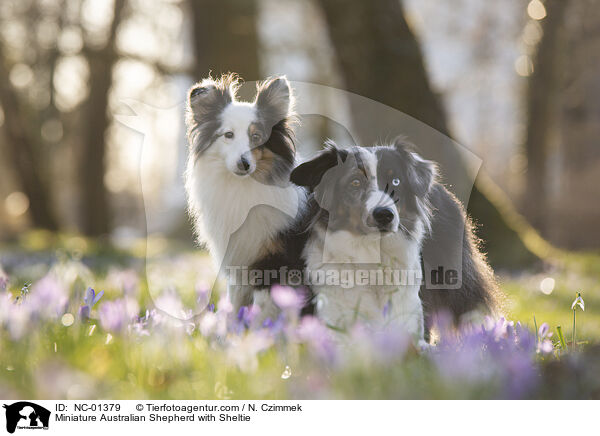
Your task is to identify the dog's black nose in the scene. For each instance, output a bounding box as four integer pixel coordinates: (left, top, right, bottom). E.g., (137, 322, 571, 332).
(372, 207, 394, 225)
(237, 156, 250, 172)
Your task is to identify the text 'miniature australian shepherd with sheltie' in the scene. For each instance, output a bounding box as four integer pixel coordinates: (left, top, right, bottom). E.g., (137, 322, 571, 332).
(184, 74, 312, 320)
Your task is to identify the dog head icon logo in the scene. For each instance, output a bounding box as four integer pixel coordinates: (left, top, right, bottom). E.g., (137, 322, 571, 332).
(3, 402, 50, 433)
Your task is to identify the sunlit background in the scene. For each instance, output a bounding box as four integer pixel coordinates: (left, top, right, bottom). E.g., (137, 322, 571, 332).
(1, 0, 598, 249)
(1, 0, 600, 400)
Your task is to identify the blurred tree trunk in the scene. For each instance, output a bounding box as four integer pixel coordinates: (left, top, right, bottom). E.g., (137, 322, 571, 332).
(189, 0, 260, 82)
(0, 44, 58, 230)
(524, 0, 568, 236)
(553, 0, 600, 248)
(318, 0, 538, 267)
(79, 0, 126, 236)
(321, 0, 449, 136)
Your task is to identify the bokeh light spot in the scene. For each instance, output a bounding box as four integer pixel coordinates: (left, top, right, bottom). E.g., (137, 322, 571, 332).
(5, 192, 30, 217)
(61, 313, 75, 327)
(540, 277, 555, 295)
(527, 0, 547, 20)
(515, 55, 534, 77)
(9, 63, 34, 89)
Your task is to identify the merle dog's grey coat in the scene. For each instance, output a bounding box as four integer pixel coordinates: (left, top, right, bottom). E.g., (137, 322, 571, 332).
(419, 182, 500, 336)
(291, 138, 500, 339)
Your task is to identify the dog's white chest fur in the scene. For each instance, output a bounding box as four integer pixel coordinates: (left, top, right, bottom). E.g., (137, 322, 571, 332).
(305, 227, 425, 338)
(186, 158, 303, 269)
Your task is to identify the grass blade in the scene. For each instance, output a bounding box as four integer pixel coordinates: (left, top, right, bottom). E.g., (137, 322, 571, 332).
(556, 325, 567, 350)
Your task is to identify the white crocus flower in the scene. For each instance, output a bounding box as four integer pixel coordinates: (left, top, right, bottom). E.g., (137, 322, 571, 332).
(571, 293, 585, 311)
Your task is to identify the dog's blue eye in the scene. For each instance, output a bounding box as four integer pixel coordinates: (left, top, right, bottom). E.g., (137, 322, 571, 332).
(392, 178, 400, 187)
(351, 179, 361, 187)
(251, 133, 261, 143)
(224, 131, 234, 139)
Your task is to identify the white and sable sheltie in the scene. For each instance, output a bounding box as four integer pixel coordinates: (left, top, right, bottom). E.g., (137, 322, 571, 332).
(184, 74, 311, 317)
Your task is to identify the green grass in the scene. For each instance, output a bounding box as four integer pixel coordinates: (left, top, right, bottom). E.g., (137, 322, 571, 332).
(500, 256, 600, 342)
(1, 232, 600, 399)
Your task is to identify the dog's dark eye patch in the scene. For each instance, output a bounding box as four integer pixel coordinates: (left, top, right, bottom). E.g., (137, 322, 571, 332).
(248, 123, 267, 143)
(190, 87, 208, 98)
(352, 150, 369, 180)
(375, 149, 403, 190)
(375, 147, 430, 224)
(326, 170, 370, 233)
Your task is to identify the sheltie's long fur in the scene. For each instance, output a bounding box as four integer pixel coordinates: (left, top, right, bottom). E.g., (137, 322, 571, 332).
(184, 74, 310, 316)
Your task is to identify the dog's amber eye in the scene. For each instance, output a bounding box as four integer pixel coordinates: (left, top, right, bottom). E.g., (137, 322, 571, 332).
(224, 131, 234, 139)
(350, 179, 361, 187)
(392, 178, 400, 187)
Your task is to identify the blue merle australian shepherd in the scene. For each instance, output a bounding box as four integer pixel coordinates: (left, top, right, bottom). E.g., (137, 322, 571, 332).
(290, 139, 501, 342)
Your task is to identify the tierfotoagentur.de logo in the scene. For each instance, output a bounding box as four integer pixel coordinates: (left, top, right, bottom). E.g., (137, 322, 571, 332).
(2, 402, 50, 434)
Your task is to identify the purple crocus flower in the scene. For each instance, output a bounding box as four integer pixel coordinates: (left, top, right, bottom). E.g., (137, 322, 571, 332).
(236, 305, 261, 330)
(84, 287, 105, 307)
(29, 275, 68, 319)
(538, 322, 550, 338)
(257, 312, 286, 336)
(262, 318, 274, 329)
(0, 292, 14, 328)
(196, 283, 211, 312)
(79, 287, 104, 320)
(297, 315, 337, 363)
(154, 290, 186, 320)
(371, 328, 411, 364)
(99, 300, 128, 332)
(128, 309, 158, 336)
(78, 305, 91, 320)
(98, 298, 138, 333)
(0, 269, 8, 291)
(237, 306, 246, 321)
(199, 311, 218, 337)
(217, 295, 233, 314)
(537, 339, 554, 354)
(382, 300, 390, 319)
(226, 330, 273, 372)
(271, 285, 305, 311)
(536, 322, 553, 354)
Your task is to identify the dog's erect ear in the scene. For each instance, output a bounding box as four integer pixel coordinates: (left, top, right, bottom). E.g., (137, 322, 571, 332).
(290, 142, 346, 191)
(255, 76, 294, 123)
(409, 155, 435, 197)
(187, 74, 238, 121)
(186, 74, 239, 155)
(393, 137, 436, 197)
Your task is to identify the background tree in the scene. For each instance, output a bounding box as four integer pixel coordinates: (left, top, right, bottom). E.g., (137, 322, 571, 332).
(553, 0, 600, 249)
(0, 0, 130, 236)
(317, 0, 538, 267)
(0, 43, 58, 231)
(78, 0, 127, 236)
(523, 0, 568, 236)
(189, 0, 260, 82)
